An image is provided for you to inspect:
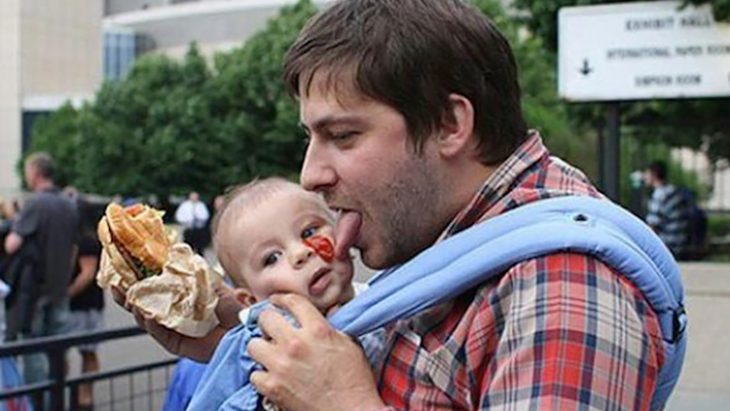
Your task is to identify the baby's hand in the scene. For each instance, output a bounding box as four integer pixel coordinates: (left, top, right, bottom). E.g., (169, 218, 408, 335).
(213, 283, 248, 329)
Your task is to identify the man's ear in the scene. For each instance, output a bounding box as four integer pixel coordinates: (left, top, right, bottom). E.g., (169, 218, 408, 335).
(233, 288, 258, 308)
(437, 93, 476, 159)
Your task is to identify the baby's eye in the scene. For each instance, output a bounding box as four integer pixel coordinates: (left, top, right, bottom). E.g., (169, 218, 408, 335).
(301, 226, 318, 239)
(263, 251, 281, 267)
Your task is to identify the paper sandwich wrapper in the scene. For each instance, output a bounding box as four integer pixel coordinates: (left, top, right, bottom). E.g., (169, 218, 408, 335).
(98, 243, 220, 338)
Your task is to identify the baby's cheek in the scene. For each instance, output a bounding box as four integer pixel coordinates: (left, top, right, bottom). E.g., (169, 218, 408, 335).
(257, 275, 304, 297)
(319, 226, 335, 238)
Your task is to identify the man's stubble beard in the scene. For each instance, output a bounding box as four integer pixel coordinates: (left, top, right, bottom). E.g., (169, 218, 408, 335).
(362, 154, 446, 269)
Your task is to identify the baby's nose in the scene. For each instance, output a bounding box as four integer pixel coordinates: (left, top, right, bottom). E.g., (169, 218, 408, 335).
(290, 244, 314, 267)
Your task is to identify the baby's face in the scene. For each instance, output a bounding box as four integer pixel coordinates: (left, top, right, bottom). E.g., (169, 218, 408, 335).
(224, 188, 354, 313)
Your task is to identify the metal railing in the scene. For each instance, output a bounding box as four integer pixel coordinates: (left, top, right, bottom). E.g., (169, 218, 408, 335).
(0, 327, 178, 411)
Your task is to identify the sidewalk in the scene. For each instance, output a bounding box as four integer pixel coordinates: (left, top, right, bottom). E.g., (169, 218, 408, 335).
(666, 262, 730, 411)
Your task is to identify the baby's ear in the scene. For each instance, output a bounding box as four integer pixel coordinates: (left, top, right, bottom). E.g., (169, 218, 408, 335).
(233, 288, 258, 308)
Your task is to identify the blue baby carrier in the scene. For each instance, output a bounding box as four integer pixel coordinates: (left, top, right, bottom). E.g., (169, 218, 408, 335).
(192, 196, 685, 410)
(330, 195, 686, 411)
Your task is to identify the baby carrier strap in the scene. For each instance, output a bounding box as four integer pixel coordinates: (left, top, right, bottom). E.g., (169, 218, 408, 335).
(330, 195, 686, 410)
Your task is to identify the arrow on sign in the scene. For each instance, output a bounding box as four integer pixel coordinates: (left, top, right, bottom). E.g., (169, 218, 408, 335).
(579, 59, 593, 76)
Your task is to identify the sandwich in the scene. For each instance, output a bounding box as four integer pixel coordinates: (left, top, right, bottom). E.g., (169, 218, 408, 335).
(97, 203, 219, 337)
(97, 203, 169, 288)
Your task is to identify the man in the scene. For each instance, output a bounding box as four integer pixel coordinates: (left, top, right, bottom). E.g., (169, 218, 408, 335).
(4, 152, 78, 387)
(644, 161, 689, 256)
(247, 1, 664, 409)
(175, 191, 210, 254)
(131, 1, 665, 409)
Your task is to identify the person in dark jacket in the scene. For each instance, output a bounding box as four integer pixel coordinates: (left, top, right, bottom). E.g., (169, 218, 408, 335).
(644, 161, 690, 256)
(67, 201, 104, 410)
(4, 153, 78, 402)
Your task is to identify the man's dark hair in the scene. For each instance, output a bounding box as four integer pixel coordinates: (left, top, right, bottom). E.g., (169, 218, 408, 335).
(648, 160, 668, 182)
(283, 0, 528, 165)
(26, 152, 55, 180)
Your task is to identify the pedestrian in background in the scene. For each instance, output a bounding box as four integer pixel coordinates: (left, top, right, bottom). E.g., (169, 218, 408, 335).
(644, 160, 689, 256)
(67, 200, 104, 410)
(0, 196, 17, 331)
(0, 197, 16, 259)
(174, 191, 210, 254)
(3, 152, 78, 407)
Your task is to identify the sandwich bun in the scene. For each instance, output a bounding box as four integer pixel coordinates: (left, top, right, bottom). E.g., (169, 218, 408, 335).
(104, 203, 169, 272)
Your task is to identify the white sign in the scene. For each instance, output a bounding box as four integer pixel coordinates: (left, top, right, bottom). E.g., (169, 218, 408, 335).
(558, 1, 730, 101)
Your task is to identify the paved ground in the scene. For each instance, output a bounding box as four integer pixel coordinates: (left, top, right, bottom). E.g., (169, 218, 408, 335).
(665, 262, 730, 411)
(72, 260, 728, 410)
(65, 297, 174, 410)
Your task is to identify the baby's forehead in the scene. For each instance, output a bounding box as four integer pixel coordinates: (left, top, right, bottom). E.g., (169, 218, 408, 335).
(266, 185, 332, 214)
(290, 190, 335, 220)
(226, 187, 332, 230)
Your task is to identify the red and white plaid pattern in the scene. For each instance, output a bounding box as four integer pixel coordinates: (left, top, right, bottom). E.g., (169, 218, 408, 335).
(375, 132, 664, 410)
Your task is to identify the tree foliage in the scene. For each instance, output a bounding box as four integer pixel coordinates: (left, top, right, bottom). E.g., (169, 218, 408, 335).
(73, 47, 225, 197)
(33, 0, 724, 201)
(28, 1, 316, 199)
(208, 0, 316, 181)
(28, 104, 81, 188)
(32, 0, 600, 196)
(512, 0, 729, 51)
(510, 0, 730, 162)
(473, 0, 599, 176)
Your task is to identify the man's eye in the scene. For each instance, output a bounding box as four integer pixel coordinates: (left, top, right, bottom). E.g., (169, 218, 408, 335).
(301, 226, 318, 239)
(263, 252, 281, 267)
(332, 131, 357, 141)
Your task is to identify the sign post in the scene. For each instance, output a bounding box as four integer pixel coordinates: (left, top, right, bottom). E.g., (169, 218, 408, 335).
(603, 103, 621, 202)
(558, 0, 730, 200)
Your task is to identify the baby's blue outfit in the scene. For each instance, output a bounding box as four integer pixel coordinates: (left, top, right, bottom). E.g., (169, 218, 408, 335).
(188, 298, 383, 411)
(186, 302, 269, 411)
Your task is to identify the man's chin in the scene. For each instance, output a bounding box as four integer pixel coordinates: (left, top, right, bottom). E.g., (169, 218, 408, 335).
(360, 247, 394, 270)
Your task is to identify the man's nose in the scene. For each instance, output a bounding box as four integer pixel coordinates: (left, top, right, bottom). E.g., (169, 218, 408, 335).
(300, 139, 336, 193)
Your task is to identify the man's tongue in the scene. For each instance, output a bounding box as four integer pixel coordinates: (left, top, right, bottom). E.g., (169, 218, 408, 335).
(334, 211, 362, 259)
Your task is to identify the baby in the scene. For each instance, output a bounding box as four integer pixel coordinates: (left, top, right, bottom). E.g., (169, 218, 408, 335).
(213, 177, 356, 314)
(188, 177, 377, 411)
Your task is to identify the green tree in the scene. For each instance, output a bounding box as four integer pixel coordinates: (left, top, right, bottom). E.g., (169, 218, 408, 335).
(28, 1, 317, 199)
(30, 0, 599, 197)
(510, 0, 730, 162)
(474, 0, 599, 176)
(72, 45, 224, 199)
(27, 103, 81, 187)
(688, 0, 730, 20)
(512, 0, 729, 51)
(209, 0, 316, 181)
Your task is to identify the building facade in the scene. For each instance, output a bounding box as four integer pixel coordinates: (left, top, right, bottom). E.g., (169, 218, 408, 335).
(0, 0, 102, 197)
(1, 0, 328, 196)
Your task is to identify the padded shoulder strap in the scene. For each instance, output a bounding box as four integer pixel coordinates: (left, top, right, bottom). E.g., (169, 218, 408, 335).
(331, 196, 683, 336)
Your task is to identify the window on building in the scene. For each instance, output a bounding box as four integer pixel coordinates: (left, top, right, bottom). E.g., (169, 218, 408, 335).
(103, 28, 136, 81)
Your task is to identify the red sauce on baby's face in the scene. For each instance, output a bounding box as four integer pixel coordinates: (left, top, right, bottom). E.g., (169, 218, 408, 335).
(303, 235, 335, 263)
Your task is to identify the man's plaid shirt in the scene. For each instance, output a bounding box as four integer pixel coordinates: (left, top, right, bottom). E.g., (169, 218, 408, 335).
(374, 132, 664, 410)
